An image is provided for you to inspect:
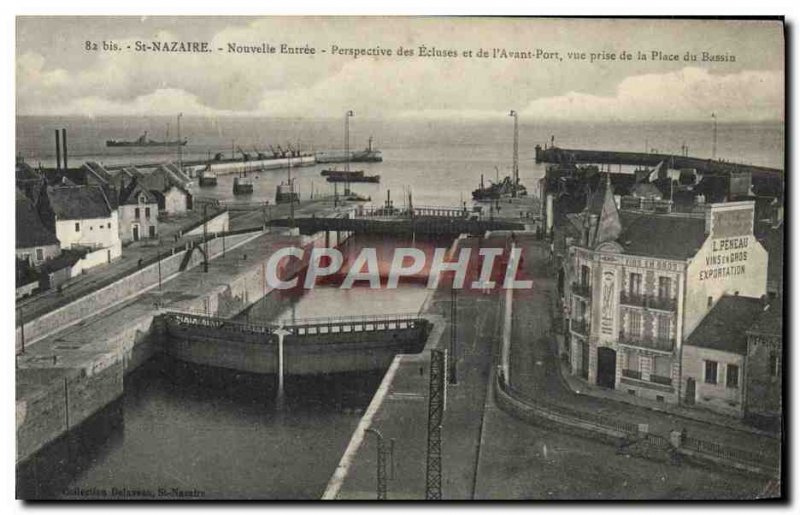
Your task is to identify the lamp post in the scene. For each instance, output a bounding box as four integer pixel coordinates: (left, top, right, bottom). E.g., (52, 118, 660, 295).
(273, 325, 291, 408)
(509, 110, 519, 197)
(177, 113, 183, 171)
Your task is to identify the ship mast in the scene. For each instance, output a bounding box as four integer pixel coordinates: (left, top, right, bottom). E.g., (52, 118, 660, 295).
(509, 110, 519, 197)
(177, 113, 183, 171)
(711, 112, 718, 160)
(345, 110, 354, 194)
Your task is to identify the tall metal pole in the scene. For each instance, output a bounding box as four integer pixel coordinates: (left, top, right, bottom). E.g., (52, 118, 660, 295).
(19, 306, 25, 355)
(177, 113, 183, 171)
(365, 428, 390, 500)
(157, 249, 162, 291)
(448, 285, 458, 385)
(288, 152, 294, 228)
(509, 110, 519, 197)
(712, 112, 718, 160)
(274, 326, 290, 409)
(425, 349, 445, 500)
(345, 110, 354, 173)
(203, 203, 209, 273)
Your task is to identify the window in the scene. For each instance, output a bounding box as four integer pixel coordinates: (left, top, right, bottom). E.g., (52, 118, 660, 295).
(580, 265, 591, 287)
(629, 311, 642, 336)
(629, 273, 642, 296)
(658, 276, 671, 299)
(704, 360, 718, 384)
(657, 315, 670, 340)
(707, 296, 713, 308)
(149, 225, 156, 238)
(145, 207, 151, 218)
(654, 356, 671, 377)
(769, 350, 780, 377)
(75, 222, 80, 232)
(726, 364, 739, 388)
(35, 248, 44, 262)
(135, 207, 140, 218)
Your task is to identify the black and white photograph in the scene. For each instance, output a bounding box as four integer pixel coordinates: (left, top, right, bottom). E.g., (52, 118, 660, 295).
(11, 15, 786, 501)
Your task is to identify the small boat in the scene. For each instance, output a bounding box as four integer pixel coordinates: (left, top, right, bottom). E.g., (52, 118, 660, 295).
(275, 182, 299, 204)
(321, 169, 365, 177)
(198, 169, 218, 186)
(233, 176, 253, 194)
(472, 174, 527, 201)
(326, 174, 380, 184)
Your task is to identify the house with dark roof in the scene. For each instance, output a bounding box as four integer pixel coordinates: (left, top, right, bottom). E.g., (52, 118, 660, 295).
(744, 303, 783, 428)
(118, 178, 159, 243)
(16, 188, 60, 267)
(561, 175, 768, 410)
(137, 163, 193, 214)
(45, 185, 122, 267)
(682, 295, 765, 417)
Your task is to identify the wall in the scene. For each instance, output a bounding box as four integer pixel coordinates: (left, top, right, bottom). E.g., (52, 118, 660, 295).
(119, 203, 159, 243)
(16, 358, 124, 464)
(681, 345, 744, 417)
(17, 244, 61, 267)
(164, 326, 428, 375)
(16, 248, 187, 352)
(684, 203, 768, 337)
(70, 243, 122, 276)
(163, 187, 189, 214)
(745, 335, 782, 420)
(184, 210, 230, 237)
(55, 211, 120, 251)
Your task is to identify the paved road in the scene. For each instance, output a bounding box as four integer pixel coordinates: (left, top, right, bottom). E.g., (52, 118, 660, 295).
(469, 234, 774, 499)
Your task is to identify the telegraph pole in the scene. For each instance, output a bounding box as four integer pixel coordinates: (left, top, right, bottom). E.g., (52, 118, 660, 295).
(449, 285, 458, 384)
(711, 112, 718, 160)
(509, 110, 519, 197)
(203, 203, 209, 273)
(177, 112, 183, 171)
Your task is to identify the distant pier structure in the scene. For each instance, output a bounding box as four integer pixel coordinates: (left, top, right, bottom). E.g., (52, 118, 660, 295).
(534, 145, 783, 198)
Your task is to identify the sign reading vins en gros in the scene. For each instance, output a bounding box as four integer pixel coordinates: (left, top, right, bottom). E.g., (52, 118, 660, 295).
(699, 236, 749, 281)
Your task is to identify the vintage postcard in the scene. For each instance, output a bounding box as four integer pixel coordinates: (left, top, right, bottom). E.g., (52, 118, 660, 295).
(14, 16, 784, 500)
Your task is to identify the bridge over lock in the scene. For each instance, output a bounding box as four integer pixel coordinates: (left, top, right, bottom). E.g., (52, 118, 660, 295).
(268, 203, 527, 236)
(159, 311, 431, 377)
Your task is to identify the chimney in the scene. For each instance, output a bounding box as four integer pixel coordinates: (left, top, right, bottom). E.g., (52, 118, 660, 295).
(61, 128, 68, 169)
(55, 129, 61, 171)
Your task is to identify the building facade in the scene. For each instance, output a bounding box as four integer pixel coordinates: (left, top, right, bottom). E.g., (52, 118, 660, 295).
(118, 181, 159, 243)
(564, 180, 767, 407)
(744, 303, 782, 427)
(46, 185, 122, 265)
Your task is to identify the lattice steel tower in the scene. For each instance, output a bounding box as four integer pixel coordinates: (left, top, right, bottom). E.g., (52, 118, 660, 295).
(425, 349, 446, 499)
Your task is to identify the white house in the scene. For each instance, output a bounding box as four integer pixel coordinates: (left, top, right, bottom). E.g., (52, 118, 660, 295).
(47, 185, 122, 267)
(118, 179, 159, 243)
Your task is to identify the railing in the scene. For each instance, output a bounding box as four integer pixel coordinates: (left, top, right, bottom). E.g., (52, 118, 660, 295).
(682, 436, 778, 469)
(619, 292, 677, 311)
(571, 282, 591, 298)
(164, 310, 426, 338)
(570, 319, 589, 336)
(650, 374, 673, 386)
(618, 331, 674, 352)
(496, 369, 779, 476)
(621, 369, 642, 380)
(497, 372, 639, 436)
(356, 204, 474, 219)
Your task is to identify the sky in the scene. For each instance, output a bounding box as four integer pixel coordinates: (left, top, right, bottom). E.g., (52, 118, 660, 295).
(15, 17, 785, 122)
